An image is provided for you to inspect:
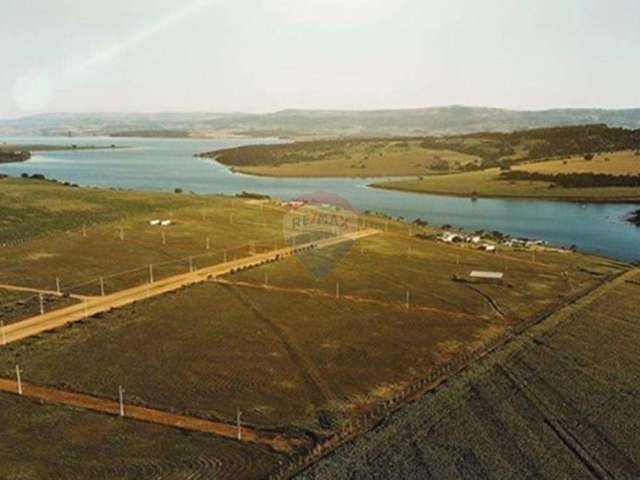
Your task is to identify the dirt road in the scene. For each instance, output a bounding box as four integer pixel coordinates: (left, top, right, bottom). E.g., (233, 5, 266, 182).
(0, 378, 309, 453)
(1, 229, 379, 345)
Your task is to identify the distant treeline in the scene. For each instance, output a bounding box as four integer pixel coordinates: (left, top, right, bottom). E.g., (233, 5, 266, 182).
(201, 124, 640, 169)
(500, 170, 640, 188)
(199, 138, 400, 167)
(422, 124, 640, 163)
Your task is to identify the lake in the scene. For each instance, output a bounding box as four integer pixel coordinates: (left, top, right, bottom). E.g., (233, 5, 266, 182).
(1, 136, 638, 262)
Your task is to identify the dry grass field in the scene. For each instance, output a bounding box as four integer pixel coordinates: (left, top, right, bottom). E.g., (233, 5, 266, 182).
(375, 154, 640, 201)
(0, 178, 631, 478)
(207, 138, 480, 177)
(0, 177, 291, 319)
(0, 393, 285, 479)
(519, 150, 640, 175)
(0, 220, 620, 431)
(299, 270, 640, 479)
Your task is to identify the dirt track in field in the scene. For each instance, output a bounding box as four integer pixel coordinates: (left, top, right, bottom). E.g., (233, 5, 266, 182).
(214, 279, 485, 321)
(223, 284, 339, 407)
(0, 378, 310, 453)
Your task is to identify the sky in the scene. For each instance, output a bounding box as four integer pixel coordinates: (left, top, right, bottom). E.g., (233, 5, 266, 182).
(1, 0, 639, 118)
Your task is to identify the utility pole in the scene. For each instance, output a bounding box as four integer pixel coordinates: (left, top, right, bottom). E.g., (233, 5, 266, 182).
(16, 365, 22, 395)
(100, 277, 105, 297)
(119, 385, 125, 417)
(236, 408, 242, 440)
(149, 264, 154, 284)
(39, 293, 44, 316)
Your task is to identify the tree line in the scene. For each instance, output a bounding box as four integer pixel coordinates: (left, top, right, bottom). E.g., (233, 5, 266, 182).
(500, 170, 640, 188)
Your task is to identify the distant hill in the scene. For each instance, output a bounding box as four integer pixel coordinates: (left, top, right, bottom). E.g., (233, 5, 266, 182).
(2, 106, 640, 138)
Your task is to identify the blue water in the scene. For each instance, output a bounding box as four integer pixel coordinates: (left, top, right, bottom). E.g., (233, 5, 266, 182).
(1, 136, 638, 262)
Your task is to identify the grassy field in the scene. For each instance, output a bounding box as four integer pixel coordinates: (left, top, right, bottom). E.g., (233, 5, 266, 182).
(203, 138, 480, 177)
(300, 270, 640, 479)
(201, 125, 640, 180)
(375, 152, 640, 201)
(0, 218, 621, 432)
(0, 392, 284, 479)
(0, 179, 631, 478)
(519, 149, 640, 175)
(0, 177, 291, 317)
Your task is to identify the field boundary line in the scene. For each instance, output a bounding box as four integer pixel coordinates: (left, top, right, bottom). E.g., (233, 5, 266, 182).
(214, 279, 484, 321)
(0, 378, 309, 453)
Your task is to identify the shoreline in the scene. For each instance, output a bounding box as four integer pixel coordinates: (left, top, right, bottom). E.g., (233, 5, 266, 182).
(369, 182, 640, 204)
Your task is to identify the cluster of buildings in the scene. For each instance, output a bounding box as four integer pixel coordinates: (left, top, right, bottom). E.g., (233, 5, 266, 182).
(437, 232, 495, 252)
(437, 231, 546, 252)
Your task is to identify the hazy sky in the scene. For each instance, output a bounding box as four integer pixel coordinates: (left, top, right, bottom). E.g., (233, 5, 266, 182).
(1, 0, 639, 118)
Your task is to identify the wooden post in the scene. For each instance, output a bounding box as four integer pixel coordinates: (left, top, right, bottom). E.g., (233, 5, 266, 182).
(119, 385, 125, 417)
(82, 223, 87, 237)
(206, 237, 210, 250)
(406, 290, 410, 310)
(149, 264, 154, 284)
(119, 227, 124, 241)
(236, 408, 242, 440)
(189, 257, 194, 273)
(39, 293, 44, 316)
(100, 277, 105, 297)
(162, 231, 166, 245)
(56, 277, 61, 294)
(16, 365, 22, 395)
(264, 272, 269, 288)
(336, 281, 340, 299)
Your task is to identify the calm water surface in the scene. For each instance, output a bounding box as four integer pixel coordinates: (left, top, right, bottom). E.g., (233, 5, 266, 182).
(1, 136, 638, 261)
